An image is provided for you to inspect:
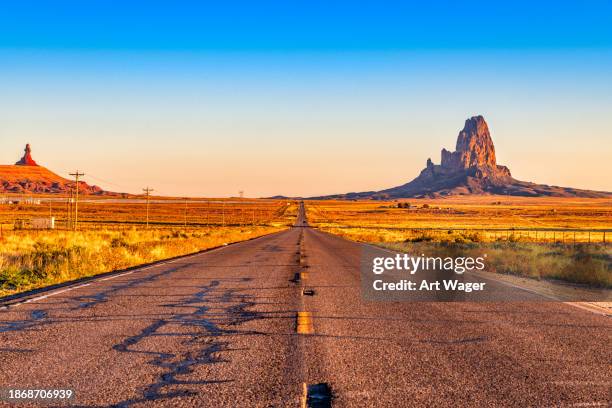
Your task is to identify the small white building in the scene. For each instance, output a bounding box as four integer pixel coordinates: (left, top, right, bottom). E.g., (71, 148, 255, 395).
(32, 217, 55, 229)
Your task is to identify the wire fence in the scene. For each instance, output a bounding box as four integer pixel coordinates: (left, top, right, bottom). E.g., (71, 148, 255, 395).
(307, 203, 611, 245)
(322, 225, 611, 245)
(0, 198, 296, 232)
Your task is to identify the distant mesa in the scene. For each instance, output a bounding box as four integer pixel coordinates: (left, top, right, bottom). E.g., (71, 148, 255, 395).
(315, 115, 611, 199)
(0, 144, 111, 195)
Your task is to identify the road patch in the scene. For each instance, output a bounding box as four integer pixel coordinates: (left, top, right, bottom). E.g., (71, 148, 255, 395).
(301, 382, 332, 408)
(302, 288, 315, 296)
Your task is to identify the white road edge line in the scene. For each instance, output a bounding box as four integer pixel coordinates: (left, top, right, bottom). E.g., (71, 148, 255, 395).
(20, 283, 92, 305)
(99, 271, 134, 281)
(3, 241, 236, 308)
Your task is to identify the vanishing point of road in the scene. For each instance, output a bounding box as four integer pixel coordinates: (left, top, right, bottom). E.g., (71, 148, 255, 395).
(1, 204, 610, 407)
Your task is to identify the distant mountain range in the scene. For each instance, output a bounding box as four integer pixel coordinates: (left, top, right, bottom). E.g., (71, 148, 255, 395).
(4, 119, 611, 200)
(312, 115, 611, 199)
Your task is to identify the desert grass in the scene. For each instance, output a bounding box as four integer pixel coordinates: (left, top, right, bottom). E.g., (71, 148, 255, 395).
(0, 225, 283, 297)
(308, 197, 612, 287)
(0, 197, 297, 229)
(383, 241, 612, 288)
(307, 196, 612, 243)
(323, 225, 611, 287)
(317, 225, 607, 245)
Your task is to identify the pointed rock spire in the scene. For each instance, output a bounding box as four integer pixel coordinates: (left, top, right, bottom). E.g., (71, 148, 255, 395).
(441, 116, 496, 170)
(15, 143, 38, 166)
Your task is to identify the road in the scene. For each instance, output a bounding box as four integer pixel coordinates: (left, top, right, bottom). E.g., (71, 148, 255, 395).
(0, 204, 610, 407)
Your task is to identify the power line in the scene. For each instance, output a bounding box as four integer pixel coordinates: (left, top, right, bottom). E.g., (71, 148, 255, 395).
(184, 199, 188, 227)
(85, 173, 127, 190)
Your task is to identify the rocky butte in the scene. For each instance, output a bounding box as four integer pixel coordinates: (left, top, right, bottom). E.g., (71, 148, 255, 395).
(0, 144, 107, 194)
(316, 115, 611, 199)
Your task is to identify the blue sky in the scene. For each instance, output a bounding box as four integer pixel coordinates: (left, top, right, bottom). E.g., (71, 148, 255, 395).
(1, 1, 611, 196)
(2, 1, 612, 51)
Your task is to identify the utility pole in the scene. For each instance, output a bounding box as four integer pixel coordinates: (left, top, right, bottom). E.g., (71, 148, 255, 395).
(69, 171, 85, 230)
(69, 189, 74, 229)
(184, 199, 188, 227)
(222, 201, 225, 226)
(66, 190, 71, 230)
(143, 187, 154, 228)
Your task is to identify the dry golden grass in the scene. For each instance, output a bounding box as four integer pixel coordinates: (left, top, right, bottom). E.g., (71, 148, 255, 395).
(0, 197, 296, 229)
(307, 196, 612, 243)
(382, 241, 612, 288)
(0, 225, 284, 297)
(0, 198, 297, 297)
(305, 197, 612, 287)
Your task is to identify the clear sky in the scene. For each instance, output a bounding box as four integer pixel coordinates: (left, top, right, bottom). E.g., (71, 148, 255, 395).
(1, 1, 611, 197)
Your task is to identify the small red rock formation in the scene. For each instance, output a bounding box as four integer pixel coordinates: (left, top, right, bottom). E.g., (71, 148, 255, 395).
(0, 143, 114, 195)
(15, 144, 38, 166)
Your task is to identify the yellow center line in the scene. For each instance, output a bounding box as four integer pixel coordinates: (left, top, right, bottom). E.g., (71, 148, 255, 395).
(300, 382, 308, 408)
(297, 311, 314, 334)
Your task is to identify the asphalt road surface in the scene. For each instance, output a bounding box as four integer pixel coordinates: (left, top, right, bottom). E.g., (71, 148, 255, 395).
(0, 204, 610, 407)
